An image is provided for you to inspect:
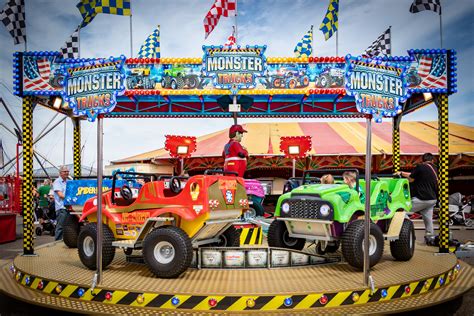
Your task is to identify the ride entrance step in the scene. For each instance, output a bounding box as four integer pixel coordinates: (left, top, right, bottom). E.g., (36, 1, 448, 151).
(384, 211, 405, 241)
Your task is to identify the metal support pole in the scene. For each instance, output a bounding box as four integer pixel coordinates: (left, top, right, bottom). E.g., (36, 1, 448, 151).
(292, 158, 296, 178)
(95, 116, 104, 285)
(73, 118, 82, 179)
(436, 94, 449, 253)
(180, 158, 184, 175)
(363, 116, 372, 286)
(21, 97, 34, 255)
(392, 117, 401, 173)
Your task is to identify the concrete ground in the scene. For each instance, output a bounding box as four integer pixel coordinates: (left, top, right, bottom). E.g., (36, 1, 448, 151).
(0, 215, 473, 315)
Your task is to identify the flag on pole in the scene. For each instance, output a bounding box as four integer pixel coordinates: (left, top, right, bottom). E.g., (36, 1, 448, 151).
(60, 27, 80, 59)
(409, 0, 441, 15)
(138, 25, 160, 58)
(364, 27, 391, 57)
(204, 0, 236, 39)
(224, 26, 236, 47)
(294, 26, 313, 58)
(77, 0, 131, 28)
(319, 0, 338, 41)
(0, 0, 25, 45)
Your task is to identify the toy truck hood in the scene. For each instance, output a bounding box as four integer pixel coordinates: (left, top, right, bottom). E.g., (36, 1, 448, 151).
(290, 183, 348, 196)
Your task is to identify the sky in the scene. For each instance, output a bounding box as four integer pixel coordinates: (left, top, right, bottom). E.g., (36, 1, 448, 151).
(0, 0, 473, 175)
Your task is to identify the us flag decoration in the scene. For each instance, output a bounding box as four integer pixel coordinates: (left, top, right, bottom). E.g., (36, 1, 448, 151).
(416, 54, 447, 88)
(23, 57, 53, 91)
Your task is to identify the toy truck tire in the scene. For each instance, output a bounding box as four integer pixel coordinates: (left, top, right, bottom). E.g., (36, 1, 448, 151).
(319, 74, 330, 88)
(185, 75, 199, 89)
(78, 224, 116, 270)
(390, 219, 415, 261)
(143, 226, 193, 278)
(210, 226, 241, 247)
(63, 214, 80, 248)
(341, 220, 384, 269)
(267, 220, 305, 250)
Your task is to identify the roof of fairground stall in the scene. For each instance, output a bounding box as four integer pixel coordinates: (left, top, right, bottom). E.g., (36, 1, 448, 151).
(113, 120, 474, 164)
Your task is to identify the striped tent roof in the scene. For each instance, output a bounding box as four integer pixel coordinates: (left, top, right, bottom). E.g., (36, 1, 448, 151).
(115, 121, 474, 163)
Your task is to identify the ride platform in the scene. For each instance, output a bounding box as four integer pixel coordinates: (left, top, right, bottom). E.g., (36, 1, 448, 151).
(1, 241, 472, 315)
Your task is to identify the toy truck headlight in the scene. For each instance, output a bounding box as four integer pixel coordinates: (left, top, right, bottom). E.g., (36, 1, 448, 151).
(281, 202, 290, 214)
(320, 204, 331, 217)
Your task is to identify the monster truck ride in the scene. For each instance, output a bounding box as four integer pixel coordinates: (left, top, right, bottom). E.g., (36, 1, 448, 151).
(161, 65, 199, 89)
(126, 67, 156, 89)
(77, 170, 248, 278)
(270, 66, 310, 89)
(268, 169, 414, 269)
(315, 68, 344, 88)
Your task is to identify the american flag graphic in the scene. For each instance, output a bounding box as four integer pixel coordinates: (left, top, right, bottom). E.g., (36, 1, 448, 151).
(23, 57, 53, 91)
(204, 0, 236, 39)
(416, 55, 447, 88)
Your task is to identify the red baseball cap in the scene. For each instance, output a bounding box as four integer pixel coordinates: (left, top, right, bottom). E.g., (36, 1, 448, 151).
(229, 124, 247, 136)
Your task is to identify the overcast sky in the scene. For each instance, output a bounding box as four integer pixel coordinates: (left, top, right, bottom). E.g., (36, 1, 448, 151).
(0, 0, 473, 174)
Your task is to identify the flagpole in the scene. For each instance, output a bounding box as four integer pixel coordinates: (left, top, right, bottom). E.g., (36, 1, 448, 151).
(311, 25, 314, 57)
(389, 25, 392, 56)
(336, 30, 338, 56)
(234, 0, 238, 45)
(78, 27, 81, 58)
(129, 11, 133, 57)
(439, 12, 443, 47)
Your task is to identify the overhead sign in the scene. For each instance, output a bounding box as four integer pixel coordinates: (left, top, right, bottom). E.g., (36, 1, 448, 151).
(345, 56, 409, 122)
(202, 46, 267, 90)
(62, 57, 126, 121)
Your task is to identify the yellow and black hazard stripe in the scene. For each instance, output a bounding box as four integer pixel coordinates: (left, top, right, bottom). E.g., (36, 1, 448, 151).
(351, 60, 402, 76)
(239, 227, 263, 245)
(12, 264, 460, 311)
(68, 61, 120, 74)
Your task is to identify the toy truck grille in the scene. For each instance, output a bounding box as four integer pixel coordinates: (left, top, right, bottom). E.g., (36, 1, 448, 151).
(288, 199, 322, 218)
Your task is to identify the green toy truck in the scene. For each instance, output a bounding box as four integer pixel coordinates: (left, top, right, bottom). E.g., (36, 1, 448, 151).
(161, 65, 199, 89)
(268, 169, 414, 269)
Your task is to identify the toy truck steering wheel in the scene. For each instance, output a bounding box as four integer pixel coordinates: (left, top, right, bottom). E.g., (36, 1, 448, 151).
(120, 185, 133, 201)
(170, 177, 182, 194)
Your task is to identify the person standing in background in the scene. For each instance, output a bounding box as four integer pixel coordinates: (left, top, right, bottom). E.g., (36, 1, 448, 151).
(53, 166, 70, 241)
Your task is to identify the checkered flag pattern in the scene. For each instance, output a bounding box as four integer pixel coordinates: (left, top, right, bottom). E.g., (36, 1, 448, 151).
(137, 25, 160, 58)
(364, 27, 391, 57)
(319, 0, 338, 41)
(409, 0, 441, 15)
(204, 0, 236, 39)
(22, 97, 34, 254)
(294, 26, 313, 58)
(224, 26, 236, 47)
(60, 27, 80, 59)
(73, 119, 82, 178)
(437, 94, 449, 253)
(392, 124, 400, 172)
(0, 0, 25, 45)
(77, 0, 131, 28)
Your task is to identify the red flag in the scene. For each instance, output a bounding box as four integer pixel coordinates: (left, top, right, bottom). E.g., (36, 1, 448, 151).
(224, 26, 236, 47)
(204, 0, 236, 39)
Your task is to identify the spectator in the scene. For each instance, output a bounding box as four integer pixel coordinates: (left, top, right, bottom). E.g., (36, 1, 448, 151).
(53, 166, 70, 241)
(397, 153, 437, 239)
(37, 179, 51, 217)
(321, 174, 334, 184)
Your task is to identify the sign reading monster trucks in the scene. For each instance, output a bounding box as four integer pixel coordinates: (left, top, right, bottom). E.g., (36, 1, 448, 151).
(202, 46, 267, 89)
(62, 57, 126, 121)
(345, 56, 409, 122)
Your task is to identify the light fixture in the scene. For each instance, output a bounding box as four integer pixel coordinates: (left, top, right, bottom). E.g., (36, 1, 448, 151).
(288, 145, 300, 155)
(53, 97, 62, 109)
(423, 92, 432, 102)
(177, 145, 189, 155)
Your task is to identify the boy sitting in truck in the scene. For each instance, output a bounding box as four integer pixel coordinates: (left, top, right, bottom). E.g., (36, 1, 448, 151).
(343, 171, 365, 203)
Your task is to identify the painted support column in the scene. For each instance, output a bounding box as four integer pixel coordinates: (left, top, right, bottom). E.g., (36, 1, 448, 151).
(436, 94, 449, 253)
(21, 97, 34, 255)
(392, 117, 401, 173)
(73, 118, 82, 179)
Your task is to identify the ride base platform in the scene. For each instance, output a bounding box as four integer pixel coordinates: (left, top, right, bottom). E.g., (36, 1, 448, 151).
(1, 241, 472, 315)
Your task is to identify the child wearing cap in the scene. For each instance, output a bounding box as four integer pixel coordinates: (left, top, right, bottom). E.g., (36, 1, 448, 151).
(223, 124, 248, 177)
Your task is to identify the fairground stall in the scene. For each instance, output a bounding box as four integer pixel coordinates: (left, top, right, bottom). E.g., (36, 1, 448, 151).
(2, 45, 473, 315)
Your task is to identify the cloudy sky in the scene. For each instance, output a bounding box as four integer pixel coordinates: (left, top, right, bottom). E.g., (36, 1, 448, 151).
(0, 0, 473, 174)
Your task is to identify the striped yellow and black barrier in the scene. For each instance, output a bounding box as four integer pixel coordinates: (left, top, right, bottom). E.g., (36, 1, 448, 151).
(239, 226, 263, 245)
(11, 264, 461, 311)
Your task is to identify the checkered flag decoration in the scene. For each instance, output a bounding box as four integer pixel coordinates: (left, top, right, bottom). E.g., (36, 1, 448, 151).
(364, 27, 391, 57)
(294, 26, 313, 58)
(0, 0, 26, 45)
(224, 26, 236, 47)
(60, 27, 80, 59)
(319, 0, 338, 41)
(409, 0, 441, 15)
(138, 25, 160, 58)
(204, 0, 236, 39)
(77, 0, 131, 28)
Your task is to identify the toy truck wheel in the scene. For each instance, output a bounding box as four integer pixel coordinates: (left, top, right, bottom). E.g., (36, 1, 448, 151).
(143, 226, 193, 278)
(341, 220, 384, 269)
(319, 74, 330, 88)
(390, 219, 415, 261)
(35, 227, 42, 236)
(63, 214, 80, 248)
(267, 220, 305, 250)
(78, 224, 116, 270)
(210, 226, 241, 247)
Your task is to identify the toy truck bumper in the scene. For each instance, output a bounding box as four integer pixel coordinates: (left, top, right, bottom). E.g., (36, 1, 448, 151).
(278, 217, 336, 241)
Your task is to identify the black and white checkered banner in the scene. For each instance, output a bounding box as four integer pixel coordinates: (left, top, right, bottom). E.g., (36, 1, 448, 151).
(60, 27, 80, 59)
(0, 0, 25, 45)
(410, 0, 441, 15)
(364, 27, 391, 57)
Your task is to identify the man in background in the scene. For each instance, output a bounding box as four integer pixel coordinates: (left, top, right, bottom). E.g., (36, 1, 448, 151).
(223, 124, 248, 177)
(53, 166, 70, 241)
(37, 179, 51, 219)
